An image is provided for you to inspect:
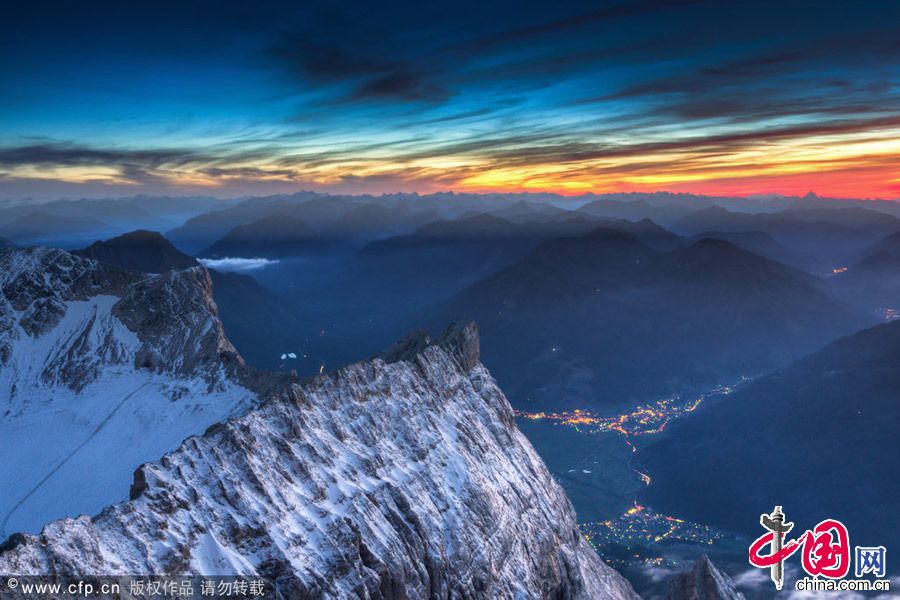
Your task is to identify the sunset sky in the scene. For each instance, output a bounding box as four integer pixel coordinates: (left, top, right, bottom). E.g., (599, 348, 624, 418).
(2, 0, 899, 199)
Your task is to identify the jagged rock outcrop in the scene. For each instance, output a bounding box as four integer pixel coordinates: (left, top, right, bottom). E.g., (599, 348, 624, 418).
(0, 247, 245, 390)
(666, 556, 745, 600)
(0, 321, 639, 599)
(0, 247, 259, 537)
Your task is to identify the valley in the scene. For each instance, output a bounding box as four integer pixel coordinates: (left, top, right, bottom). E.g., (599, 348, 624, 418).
(515, 379, 753, 596)
(3, 193, 899, 598)
(4, 3, 899, 596)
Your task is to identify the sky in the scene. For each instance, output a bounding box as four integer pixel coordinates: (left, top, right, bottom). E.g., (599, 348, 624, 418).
(1, 0, 899, 200)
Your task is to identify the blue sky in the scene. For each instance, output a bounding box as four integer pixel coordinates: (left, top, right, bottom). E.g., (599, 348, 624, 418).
(1, 0, 899, 199)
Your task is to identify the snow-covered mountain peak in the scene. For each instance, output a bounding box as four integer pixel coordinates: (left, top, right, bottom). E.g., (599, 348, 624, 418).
(1, 318, 639, 599)
(0, 246, 245, 395)
(0, 247, 257, 537)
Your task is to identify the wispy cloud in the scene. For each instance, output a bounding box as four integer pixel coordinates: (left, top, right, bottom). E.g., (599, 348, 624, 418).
(198, 257, 280, 272)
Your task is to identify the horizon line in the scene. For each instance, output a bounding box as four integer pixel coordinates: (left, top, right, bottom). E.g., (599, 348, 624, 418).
(2, 188, 899, 204)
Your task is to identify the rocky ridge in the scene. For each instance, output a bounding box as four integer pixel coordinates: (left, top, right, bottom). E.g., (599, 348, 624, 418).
(0, 247, 260, 537)
(665, 556, 746, 600)
(0, 321, 639, 599)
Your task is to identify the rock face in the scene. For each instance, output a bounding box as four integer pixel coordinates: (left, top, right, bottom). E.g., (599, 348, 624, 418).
(0, 247, 258, 537)
(70, 229, 307, 373)
(0, 320, 638, 599)
(666, 556, 745, 600)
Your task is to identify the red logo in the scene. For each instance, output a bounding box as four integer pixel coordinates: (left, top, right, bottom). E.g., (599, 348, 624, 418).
(749, 506, 850, 589)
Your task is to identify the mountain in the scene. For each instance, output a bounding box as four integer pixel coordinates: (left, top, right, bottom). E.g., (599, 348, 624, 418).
(828, 231, 900, 312)
(0, 322, 639, 600)
(783, 206, 900, 236)
(274, 215, 682, 371)
(830, 251, 900, 313)
(198, 202, 443, 259)
(355, 213, 611, 302)
(199, 214, 325, 258)
(0, 247, 261, 537)
(74, 230, 200, 273)
(439, 231, 870, 410)
(642, 319, 900, 568)
(166, 195, 372, 254)
(365, 214, 679, 259)
(860, 230, 900, 260)
(116, 195, 233, 222)
(206, 269, 306, 370)
(490, 199, 572, 223)
(397, 213, 521, 239)
(165, 194, 317, 254)
(665, 556, 745, 600)
(0, 200, 159, 236)
(618, 217, 683, 251)
(0, 211, 111, 246)
(0, 198, 238, 251)
(671, 206, 897, 272)
(72, 230, 304, 371)
(689, 230, 796, 267)
(324, 201, 439, 238)
(671, 206, 861, 237)
(577, 199, 697, 226)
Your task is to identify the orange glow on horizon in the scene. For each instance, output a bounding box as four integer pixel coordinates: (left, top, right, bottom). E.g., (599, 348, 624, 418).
(5, 133, 898, 200)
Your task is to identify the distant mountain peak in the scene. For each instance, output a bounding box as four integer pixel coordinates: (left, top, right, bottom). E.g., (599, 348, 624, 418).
(666, 555, 746, 600)
(583, 225, 644, 242)
(75, 229, 199, 273)
(417, 213, 516, 236)
(687, 236, 744, 252)
(697, 204, 735, 215)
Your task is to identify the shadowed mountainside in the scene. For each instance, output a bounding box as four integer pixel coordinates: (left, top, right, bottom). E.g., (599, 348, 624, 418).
(643, 319, 900, 569)
(437, 228, 871, 410)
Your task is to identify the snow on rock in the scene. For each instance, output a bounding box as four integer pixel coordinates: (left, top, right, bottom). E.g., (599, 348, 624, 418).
(0, 247, 259, 537)
(0, 321, 639, 599)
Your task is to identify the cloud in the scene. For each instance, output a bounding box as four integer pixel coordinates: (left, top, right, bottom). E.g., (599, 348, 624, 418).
(351, 70, 450, 102)
(197, 166, 299, 181)
(787, 590, 864, 600)
(198, 257, 279, 272)
(0, 142, 300, 187)
(4, 1, 900, 199)
(0, 143, 202, 169)
(732, 566, 771, 590)
(637, 562, 683, 584)
(267, 8, 453, 104)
